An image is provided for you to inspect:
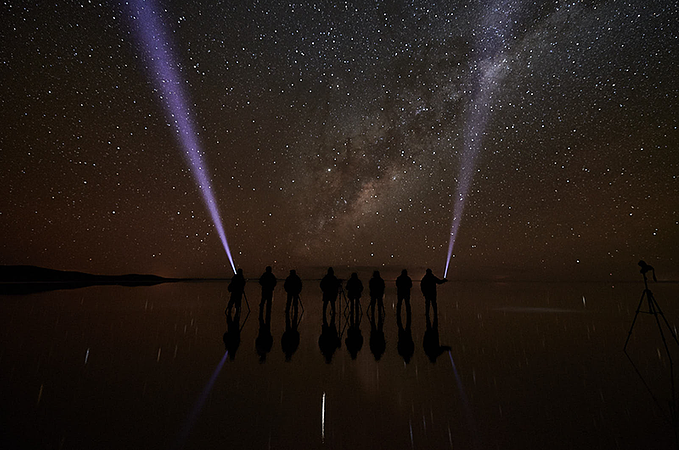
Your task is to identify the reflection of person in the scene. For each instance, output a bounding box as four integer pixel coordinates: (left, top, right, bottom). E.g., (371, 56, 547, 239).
(423, 313, 451, 363)
(420, 268, 447, 321)
(397, 303, 414, 364)
(255, 298, 273, 363)
(223, 307, 242, 360)
(395, 269, 412, 321)
(320, 267, 340, 321)
(318, 313, 340, 363)
(368, 304, 386, 361)
(284, 269, 302, 316)
(282, 302, 301, 362)
(368, 270, 385, 318)
(258, 266, 277, 310)
(226, 268, 246, 314)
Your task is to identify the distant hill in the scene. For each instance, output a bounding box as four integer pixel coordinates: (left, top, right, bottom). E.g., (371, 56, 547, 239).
(0, 265, 179, 295)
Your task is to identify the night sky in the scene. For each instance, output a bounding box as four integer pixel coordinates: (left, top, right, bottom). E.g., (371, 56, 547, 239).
(1, 0, 677, 280)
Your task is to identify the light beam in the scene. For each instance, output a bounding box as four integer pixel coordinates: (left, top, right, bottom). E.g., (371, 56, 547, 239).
(175, 350, 229, 449)
(444, 1, 518, 277)
(124, 0, 236, 274)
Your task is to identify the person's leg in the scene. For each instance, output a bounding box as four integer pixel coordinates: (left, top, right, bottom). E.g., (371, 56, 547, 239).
(432, 298, 438, 324)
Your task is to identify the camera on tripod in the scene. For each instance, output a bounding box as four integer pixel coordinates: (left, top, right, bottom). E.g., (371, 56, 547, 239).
(638, 260, 657, 282)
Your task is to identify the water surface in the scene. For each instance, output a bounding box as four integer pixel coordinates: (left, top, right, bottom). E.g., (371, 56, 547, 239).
(1, 280, 677, 449)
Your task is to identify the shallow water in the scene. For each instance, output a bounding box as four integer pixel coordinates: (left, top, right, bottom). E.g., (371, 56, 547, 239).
(1, 280, 678, 449)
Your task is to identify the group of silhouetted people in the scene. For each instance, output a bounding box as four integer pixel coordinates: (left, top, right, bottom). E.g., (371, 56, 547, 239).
(224, 266, 449, 363)
(226, 266, 447, 321)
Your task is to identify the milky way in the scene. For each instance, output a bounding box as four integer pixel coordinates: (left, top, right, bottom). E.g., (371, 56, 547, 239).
(1, 1, 677, 279)
(445, 0, 519, 277)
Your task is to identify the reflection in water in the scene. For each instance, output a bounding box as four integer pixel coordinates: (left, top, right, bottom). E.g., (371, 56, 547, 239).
(175, 350, 229, 450)
(224, 304, 247, 360)
(368, 301, 386, 361)
(423, 310, 451, 363)
(3, 281, 678, 449)
(345, 297, 363, 360)
(255, 295, 273, 362)
(319, 311, 341, 363)
(397, 303, 414, 364)
(282, 297, 302, 361)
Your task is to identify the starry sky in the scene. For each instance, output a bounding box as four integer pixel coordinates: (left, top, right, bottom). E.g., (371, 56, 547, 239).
(1, 0, 677, 280)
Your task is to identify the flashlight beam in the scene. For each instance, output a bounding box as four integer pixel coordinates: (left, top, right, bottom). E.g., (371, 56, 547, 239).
(125, 0, 236, 274)
(175, 350, 229, 449)
(444, 1, 516, 278)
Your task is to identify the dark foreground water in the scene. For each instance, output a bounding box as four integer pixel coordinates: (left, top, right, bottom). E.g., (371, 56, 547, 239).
(1, 280, 678, 449)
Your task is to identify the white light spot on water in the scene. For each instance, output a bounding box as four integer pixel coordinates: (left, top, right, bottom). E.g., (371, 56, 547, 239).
(321, 392, 326, 443)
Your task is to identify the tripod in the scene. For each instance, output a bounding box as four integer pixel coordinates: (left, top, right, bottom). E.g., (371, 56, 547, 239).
(624, 263, 679, 442)
(624, 267, 679, 353)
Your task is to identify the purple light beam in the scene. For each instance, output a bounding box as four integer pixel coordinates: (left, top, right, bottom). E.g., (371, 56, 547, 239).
(124, 0, 236, 274)
(175, 350, 229, 449)
(444, 1, 518, 278)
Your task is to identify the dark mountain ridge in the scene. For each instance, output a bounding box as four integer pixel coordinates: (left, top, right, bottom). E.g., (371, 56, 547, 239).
(0, 265, 178, 295)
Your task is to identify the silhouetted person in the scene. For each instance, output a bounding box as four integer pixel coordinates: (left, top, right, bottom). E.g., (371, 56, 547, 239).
(397, 303, 414, 364)
(284, 269, 302, 318)
(223, 307, 241, 360)
(226, 268, 246, 314)
(258, 266, 277, 315)
(255, 289, 273, 363)
(423, 312, 451, 363)
(345, 272, 363, 304)
(368, 302, 386, 361)
(396, 269, 412, 322)
(420, 268, 447, 322)
(320, 267, 340, 322)
(318, 312, 340, 363)
(281, 302, 301, 362)
(368, 270, 385, 319)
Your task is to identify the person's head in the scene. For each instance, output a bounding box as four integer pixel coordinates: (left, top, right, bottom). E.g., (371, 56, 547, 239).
(265, 266, 272, 273)
(350, 272, 358, 279)
(373, 270, 380, 278)
(290, 269, 296, 276)
(401, 269, 408, 276)
(237, 268, 244, 276)
(327, 267, 334, 275)
(426, 268, 432, 275)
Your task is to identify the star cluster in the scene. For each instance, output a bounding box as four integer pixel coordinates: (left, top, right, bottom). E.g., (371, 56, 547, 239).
(1, 1, 677, 279)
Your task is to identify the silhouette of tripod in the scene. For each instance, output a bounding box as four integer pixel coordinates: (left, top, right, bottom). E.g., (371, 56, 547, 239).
(624, 261, 679, 446)
(624, 262, 679, 353)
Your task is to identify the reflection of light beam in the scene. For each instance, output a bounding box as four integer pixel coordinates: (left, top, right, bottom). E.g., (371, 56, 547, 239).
(175, 351, 228, 449)
(124, 0, 236, 274)
(444, 1, 517, 278)
(321, 392, 326, 443)
(448, 351, 475, 434)
(448, 351, 470, 409)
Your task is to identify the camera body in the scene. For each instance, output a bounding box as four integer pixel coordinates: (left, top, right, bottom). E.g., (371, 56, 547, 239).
(638, 260, 657, 282)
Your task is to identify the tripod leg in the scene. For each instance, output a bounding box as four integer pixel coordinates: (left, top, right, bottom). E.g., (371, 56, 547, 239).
(243, 291, 251, 315)
(653, 309, 678, 429)
(624, 291, 648, 352)
(650, 293, 679, 346)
